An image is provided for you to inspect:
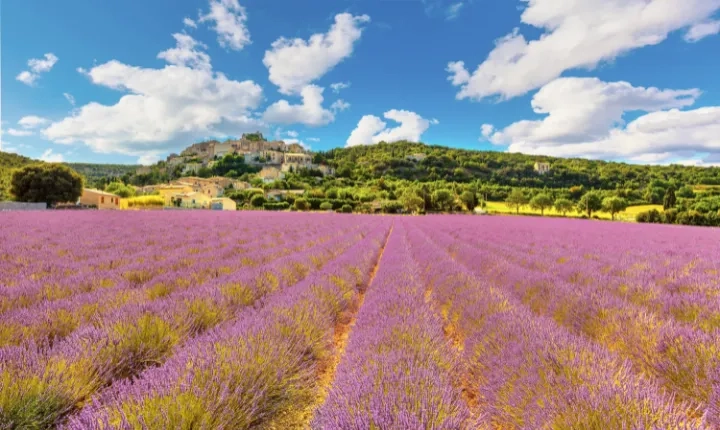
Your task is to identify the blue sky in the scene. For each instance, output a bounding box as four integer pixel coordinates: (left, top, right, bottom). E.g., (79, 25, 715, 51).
(2, 0, 720, 166)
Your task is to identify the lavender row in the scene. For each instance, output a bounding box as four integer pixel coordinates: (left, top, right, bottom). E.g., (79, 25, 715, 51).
(404, 220, 708, 428)
(0, 218, 365, 349)
(0, 212, 351, 314)
(312, 223, 470, 429)
(438, 218, 720, 331)
(420, 217, 720, 410)
(62, 222, 391, 429)
(0, 219, 386, 428)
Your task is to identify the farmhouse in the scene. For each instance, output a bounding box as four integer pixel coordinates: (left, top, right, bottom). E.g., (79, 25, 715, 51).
(534, 162, 551, 174)
(79, 189, 121, 210)
(210, 197, 237, 211)
(174, 192, 212, 209)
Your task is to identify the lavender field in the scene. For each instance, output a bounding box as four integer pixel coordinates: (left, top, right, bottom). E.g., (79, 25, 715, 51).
(0, 211, 718, 429)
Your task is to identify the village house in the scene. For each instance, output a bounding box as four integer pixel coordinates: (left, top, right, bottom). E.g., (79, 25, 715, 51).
(231, 180, 251, 190)
(212, 141, 236, 159)
(534, 162, 551, 174)
(260, 150, 284, 164)
(210, 197, 237, 211)
(174, 192, 213, 209)
(258, 166, 285, 183)
(317, 164, 335, 176)
(79, 189, 121, 210)
(155, 185, 194, 205)
(284, 152, 313, 166)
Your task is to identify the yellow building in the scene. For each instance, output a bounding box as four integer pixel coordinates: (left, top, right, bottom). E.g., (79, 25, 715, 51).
(155, 185, 194, 206)
(210, 197, 237, 211)
(175, 192, 213, 209)
(79, 189, 121, 210)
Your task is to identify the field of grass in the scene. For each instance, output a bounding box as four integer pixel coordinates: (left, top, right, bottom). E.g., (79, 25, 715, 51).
(484, 201, 664, 221)
(1, 212, 717, 428)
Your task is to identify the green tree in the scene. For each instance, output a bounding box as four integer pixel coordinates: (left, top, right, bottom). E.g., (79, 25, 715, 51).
(400, 191, 425, 214)
(577, 191, 603, 217)
(319, 201, 334, 211)
(459, 190, 477, 212)
(602, 196, 628, 220)
(505, 189, 528, 214)
(554, 198, 574, 216)
(293, 198, 310, 211)
(250, 194, 266, 208)
(431, 189, 454, 212)
(663, 186, 677, 210)
(529, 193, 553, 215)
(676, 186, 695, 199)
(11, 163, 83, 206)
(104, 182, 136, 198)
(340, 204, 353, 213)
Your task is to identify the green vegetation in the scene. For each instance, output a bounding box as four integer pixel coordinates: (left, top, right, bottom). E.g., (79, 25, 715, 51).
(10, 163, 84, 206)
(67, 163, 139, 188)
(105, 182, 137, 198)
(4, 140, 720, 226)
(0, 152, 36, 200)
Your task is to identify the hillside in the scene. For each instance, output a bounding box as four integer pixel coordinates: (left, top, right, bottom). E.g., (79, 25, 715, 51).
(0, 151, 38, 200)
(317, 141, 720, 190)
(66, 163, 139, 188)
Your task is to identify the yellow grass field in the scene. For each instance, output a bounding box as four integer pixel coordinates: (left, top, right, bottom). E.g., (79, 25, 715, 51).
(484, 202, 664, 222)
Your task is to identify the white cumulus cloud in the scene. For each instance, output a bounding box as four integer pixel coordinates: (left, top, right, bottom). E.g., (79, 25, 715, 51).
(331, 99, 350, 113)
(330, 82, 350, 93)
(346, 109, 437, 147)
(484, 77, 720, 164)
(41, 33, 263, 158)
(262, 85, 334, 126)
(183, 17, 198, 28)
(7, 129, 34, 137)
(16, 53, 58, 86)
(199, 0, 251, 50)
(685, 19, 720, 42)
(447, 0, 720, 101)
(18, 116, 50, 129)
(263, 13, 370, 95)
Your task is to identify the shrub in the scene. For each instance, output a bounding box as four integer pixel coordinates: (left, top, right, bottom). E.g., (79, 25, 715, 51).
(293, 198, 310, 211)
(319, 202, 333, 211)
(339, 204, 353, 213)
(250, 195, 266, 208)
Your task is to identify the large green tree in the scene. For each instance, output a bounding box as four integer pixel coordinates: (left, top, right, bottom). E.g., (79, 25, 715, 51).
(105, 182, 136, 198)
(663, 186, 677, 210)
(11, 163, 83, 206)
(431, 189, 454, 212)
(505, 189, 528, 214)
(577, 191, 603, 217)
(554, 198, 574, 216)
(602, 196, 628, 220)
(459, 190, 478, 212)
(529, 193, 553, 215)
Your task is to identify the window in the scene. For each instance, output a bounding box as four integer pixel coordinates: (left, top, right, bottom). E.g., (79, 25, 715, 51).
(101, 196, 105, 204)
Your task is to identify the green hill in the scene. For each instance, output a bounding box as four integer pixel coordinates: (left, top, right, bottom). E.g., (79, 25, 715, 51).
(316, 141, 720, 190)
(66, 163, 139, 188)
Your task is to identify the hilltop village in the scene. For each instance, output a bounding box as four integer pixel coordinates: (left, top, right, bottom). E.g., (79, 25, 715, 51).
(81, 132, 338, 210)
